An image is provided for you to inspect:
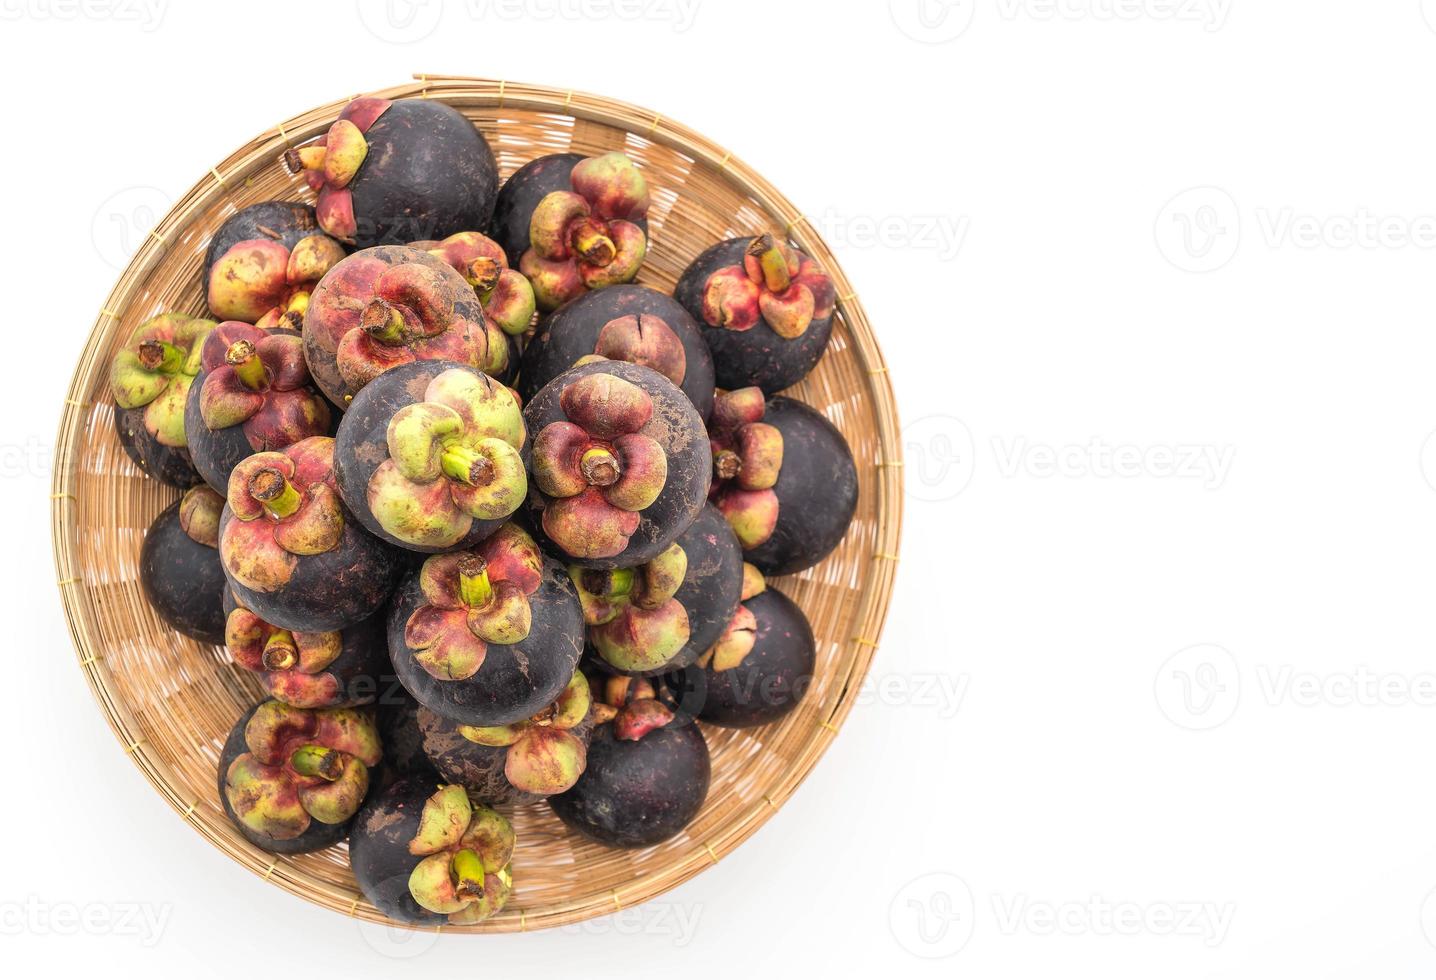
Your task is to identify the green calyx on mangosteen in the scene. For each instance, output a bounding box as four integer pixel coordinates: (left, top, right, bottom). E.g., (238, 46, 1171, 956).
(109, 312, 216, 486)
(218, 699, 382, 853)
(284, 97, 500, 250)
(334, 361, 527, 552)
(138, 484, 228, 644)
(218, 435, 398, 632)
(184, 320, 332, 494)
(302, 244, 514, 408)
(413, 231, 536, 337)
(203, 201, 346, 326)
(350, 779, 514, 925)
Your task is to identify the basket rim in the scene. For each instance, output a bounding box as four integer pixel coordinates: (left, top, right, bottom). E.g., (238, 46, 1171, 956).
(50, 75, 903, 932)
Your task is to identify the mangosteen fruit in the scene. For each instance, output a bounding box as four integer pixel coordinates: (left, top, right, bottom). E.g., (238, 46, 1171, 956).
(285, 97, 500, 249)
(218, 435, 400, 632)
(491, 151, 649, 311)
(519, 284, 716, 420)
(224, 588, 387, 709)
(574, 503, 742, 676)
(674, 234, 836, 394)
(303, 244, 515, 408)
(376, 682, 436, 788)
(351, 780, 514, 925)
(138, 484, 227, 644)
(218, 699, 382, 854)
(184, 321, 332, 494)
(708, 389, 857, 575)
(671, 569, 815, 728)
(419, 668, 597, 804)
(387, 523, 584, 727)
(549, 676, 709, 848)
(415, 231, 536, 338)
(334, 361, 527, 553)
(522, 360, 712, 568)
(203, 201, 346, 327)
(109, 313, 215, 486)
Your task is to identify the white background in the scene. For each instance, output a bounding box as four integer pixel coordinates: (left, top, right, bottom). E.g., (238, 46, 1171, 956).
(4, 0, 1435, 976)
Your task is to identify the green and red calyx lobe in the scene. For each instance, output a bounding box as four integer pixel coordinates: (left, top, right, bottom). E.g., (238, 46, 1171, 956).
(701, 234, 835, 338)
(708, 388, 782, 550)
(571, 542, 691, 672)
(403, 523, 544, 682)
(406, 785, 514, 922)
(414, 232, 537, 337)
(598, 675, 675, 741)
(221, 436, 345, 594)
(199, 321, 331, 451)
(223, 700, 381, 840)
(456, 670, 592, 795)
(108, 313, 216, 446)
(208, 228, 345, 326)
(178, 484, 223, 548)
(227, 602, 348, 708)
(521, 152, 650, 311)
(700, 562, 764, 672)
(531, 373, 668, 560)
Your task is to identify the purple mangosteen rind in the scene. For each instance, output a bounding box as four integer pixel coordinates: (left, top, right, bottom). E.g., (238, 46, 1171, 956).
(521, 360, 712, 570)
(139, 488, 228, 645)
(548, 719, 710, 848)
(376, 683, 440, 791)
(114, 402, 202, 487)
(386, 550, 584, 727)
(673, 237, 835, 394)
(737, 396, 858, 575)
(333, 360, 526, 554)
(519, 284, 716, 420)
(685, 585, 816, 729)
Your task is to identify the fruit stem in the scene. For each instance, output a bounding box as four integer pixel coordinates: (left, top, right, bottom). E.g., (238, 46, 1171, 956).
(465, 257, 501, 294)
(137, 339, 184, 373)
(262, 630, 298, 671)
(713, 449, 741, 481)
(290, 745, 343, 780)
(283, 145, 327, 174)
(570, 219, 616, 267)
(457, 555, 494, 609)
(580, 447, 621, 487)
(450, 848, 485, 899)
(226, 340, 267, 390)
(248, 467, 303, 519)
(440, 444, 493, 487)
(360, 299, 405, 345)
(748, 235, 791, 293)
(581, 567, 636, 598)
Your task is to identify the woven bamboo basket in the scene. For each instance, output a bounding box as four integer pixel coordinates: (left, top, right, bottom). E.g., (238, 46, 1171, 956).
(50, 76, 902, 931)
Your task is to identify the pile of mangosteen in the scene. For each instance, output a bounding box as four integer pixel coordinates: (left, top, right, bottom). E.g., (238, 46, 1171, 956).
(120, 93, 856, 926)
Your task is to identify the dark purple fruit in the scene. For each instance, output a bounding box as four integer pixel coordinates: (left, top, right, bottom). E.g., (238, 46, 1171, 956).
(548, 678, 710, 848)
(575, 504, 743, 677)
(289, 97, 499, 249)
(333, 361, 526, 553)
(350, 779, 514, 925)
(217, 699, 382, 855)
(375, 681, 437, 790)
(386, 524, 584, 727)
(218, 436, 400, 632)
(202, 201, 346, 326)
(139, 486, 227, 644)
(519, 284, 716, 420)
(674, 235, 836, 393)
(523, 360, 712, 569)
(184, 321, 332, 494)
(109, 313, 216, 487)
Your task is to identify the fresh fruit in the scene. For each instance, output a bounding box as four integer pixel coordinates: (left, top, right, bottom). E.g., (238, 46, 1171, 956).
(708, 390, 857, 575)
(491, 151, 649, 311)
(138, 485, 227, 644)
(183, 321, 332, 494)
(285, 97, 500, 249)
(414, 231, 536, 337)
(350, 780, 514, 925)
(218, 699, 382, 854)
(224, 589, 387, 709)
(549, 676, 710, 848)
(376, 683, 438, 790)
(418, 669, 596, 803)
(109, 313, 215, 486)
(302, 245, 515, 408)
(674, 234, 836, 393)
(518, 284, 716, 420)
(203, 201, 346, 326)
(574, 504, 742, 676)
(387, 523, 584, 727)
(218, 436, 400, 631)
(522, 361, 711, 568)
(667, 570, 815, 728)
(334, 362, 526, 552)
